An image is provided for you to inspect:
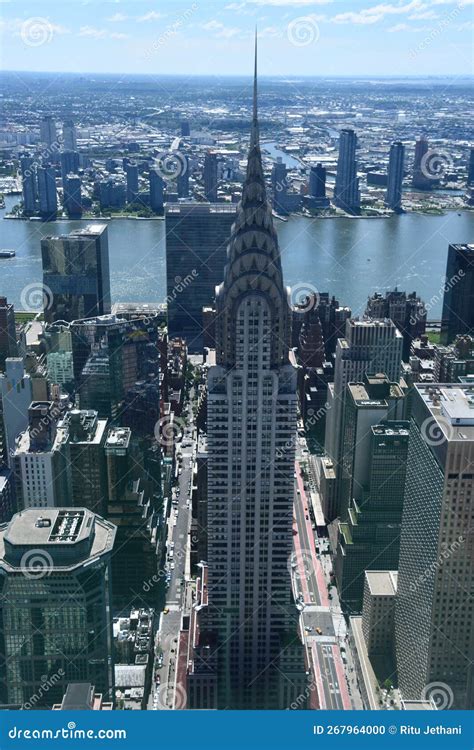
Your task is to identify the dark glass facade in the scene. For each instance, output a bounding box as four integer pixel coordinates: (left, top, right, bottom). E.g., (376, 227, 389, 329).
(165, 203, 236, 352)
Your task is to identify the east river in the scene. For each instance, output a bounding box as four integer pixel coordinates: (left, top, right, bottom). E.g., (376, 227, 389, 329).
(1, 195, 473, 317)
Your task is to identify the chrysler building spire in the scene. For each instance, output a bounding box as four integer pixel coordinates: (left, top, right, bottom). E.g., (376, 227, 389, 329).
(215, 33, 291, 369)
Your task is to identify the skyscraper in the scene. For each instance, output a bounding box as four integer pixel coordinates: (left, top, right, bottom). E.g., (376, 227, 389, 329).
(309, 163, 326, 198)
(20, 157, 36, 215)
(149, 168, 164, 213)
(395, 384, 474, 709)
(125, 162, 139, 203)
(37, 165, 57, 220)
(324, 319, 404, 516)
(62, 119, 77, 151)
(177, 154, 190, 198)
(60, 150, 80, 183)
(0, 297, 18, 371)
(271, 158, 288, 214)
(468, 146, 474, 186)
(386, 141, 405, 211)
(200, 43, 304, 709)
(365, 288, 426, 361)
(63, 175, 82, 218)
(63, 409, 109, 516)
(165, 203, 236, 351)
(336, 414, 409, 609)
(39, 115, 57, 147)
(338, 373, 408, 522)
(440, 243, 474, 345)
(12, 401, 71, 510)
(412, 136, 430, 190)
(203, 151, 218, 202)
(334, 129, 360, 213)
(0, 359, 32, 461)
(41, 224, 111, 323)
(0, 507, 116, 708)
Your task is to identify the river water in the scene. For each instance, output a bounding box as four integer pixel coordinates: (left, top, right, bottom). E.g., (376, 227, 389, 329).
(1, 195, 472, 317)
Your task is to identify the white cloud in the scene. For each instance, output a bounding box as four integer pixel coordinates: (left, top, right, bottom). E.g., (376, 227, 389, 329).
(248, 0, 331, 5)
(408, 10, 439, 19)
(331, 1, 434, 25)
(107, 12, 128, 22)
(201, 20, 225, 31)
(258, 25, 282, 36)
(454, 20, 474, 29)
(79, 26, 107, 38)
(201, 20, 243, 37)
(5, 17, 70, 37)
(387, 21, 427, 31)
(388, 22, 409, 31)
(136, 11, 166, 22)
(332, 11, 382, 24)
(78, 25, 129, 40)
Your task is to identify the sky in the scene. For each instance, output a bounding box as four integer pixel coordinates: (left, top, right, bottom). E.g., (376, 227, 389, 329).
(0, 0, 473, 77)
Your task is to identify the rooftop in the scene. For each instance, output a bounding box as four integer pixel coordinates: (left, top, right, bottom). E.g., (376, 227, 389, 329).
(44, 224, 108, 242)
(165, 203, 236, 215)
(417, 384, 474, 439)
(0, 507, 116, 571)
(365, 570, 398, 597)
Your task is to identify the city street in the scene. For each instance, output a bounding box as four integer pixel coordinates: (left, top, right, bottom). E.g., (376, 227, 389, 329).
(150, 409, 194, 711)
(292, 459, 360, 710)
